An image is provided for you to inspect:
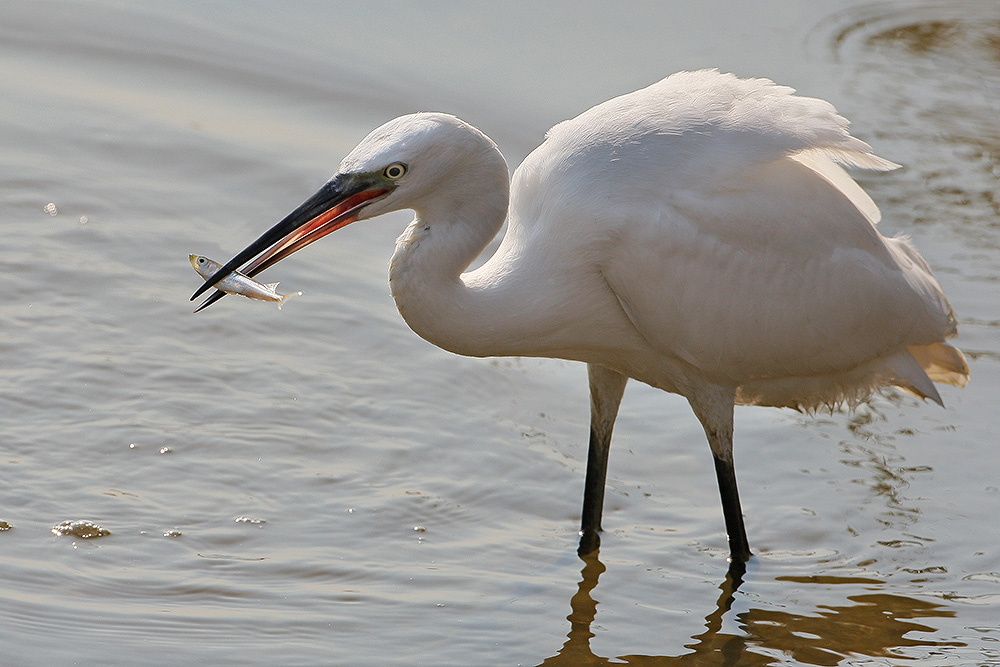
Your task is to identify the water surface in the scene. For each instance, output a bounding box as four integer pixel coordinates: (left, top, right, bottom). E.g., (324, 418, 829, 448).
(1, 2, 998, 665)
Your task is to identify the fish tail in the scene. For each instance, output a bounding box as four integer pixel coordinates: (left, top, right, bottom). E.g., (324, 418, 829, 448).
(276, 291, 303, 310)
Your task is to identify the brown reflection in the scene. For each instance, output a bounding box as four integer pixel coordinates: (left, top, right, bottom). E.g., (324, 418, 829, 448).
(536, 549, 608, 666)
(864, 16, 1000, 66)
(866, 19, 964, 55)
(538, 552, 770, 667)
(536, 554, 962, 666)
(740, 587, 964, 666)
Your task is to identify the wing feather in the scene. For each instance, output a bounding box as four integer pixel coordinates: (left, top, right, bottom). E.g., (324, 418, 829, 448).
(511, 70, 965, 406)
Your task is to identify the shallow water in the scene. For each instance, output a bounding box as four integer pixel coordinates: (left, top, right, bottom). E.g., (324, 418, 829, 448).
(1, 1, 999, 665)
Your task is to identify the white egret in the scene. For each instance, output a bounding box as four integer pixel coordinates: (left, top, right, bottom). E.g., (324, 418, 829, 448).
(193, 70, 968, 565)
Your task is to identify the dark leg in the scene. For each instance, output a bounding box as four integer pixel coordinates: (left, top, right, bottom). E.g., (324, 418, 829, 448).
(578, 364, 628, 555)
(714, 454, 751, 565)
(688, 386, 752, 565)
(579, 427, 610, 555)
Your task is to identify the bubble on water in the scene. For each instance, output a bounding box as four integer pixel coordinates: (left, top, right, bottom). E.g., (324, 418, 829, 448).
(43, 202, 58, 216)
(51, 520, 111, 539)
(234, 516, 266, 525)
(0, 521, 12, 531)
(79, 215, 88, 224)
(163, 529, 182, 538)
(159, 446, 172, 454)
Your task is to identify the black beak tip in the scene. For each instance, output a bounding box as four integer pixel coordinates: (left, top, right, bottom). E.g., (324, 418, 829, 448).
(191, 282, 213, 301)
(189, 173, 360, 307)
(192, 290, 226, 313)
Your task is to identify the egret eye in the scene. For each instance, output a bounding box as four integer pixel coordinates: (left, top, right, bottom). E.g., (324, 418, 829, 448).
(383, 163, 407, 180)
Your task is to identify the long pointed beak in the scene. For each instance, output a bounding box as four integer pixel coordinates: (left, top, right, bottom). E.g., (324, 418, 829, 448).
(191, 173, 392, 309)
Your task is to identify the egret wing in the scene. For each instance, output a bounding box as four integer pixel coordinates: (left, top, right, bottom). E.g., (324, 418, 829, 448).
(600, 155, 958, 395)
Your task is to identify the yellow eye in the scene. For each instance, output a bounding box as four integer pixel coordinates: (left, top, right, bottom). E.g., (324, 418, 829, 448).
(383, 163, 407, 180)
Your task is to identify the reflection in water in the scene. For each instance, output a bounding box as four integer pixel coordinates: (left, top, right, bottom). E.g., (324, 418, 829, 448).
(744, 586, 964, 666)
(836, 406, 934, 542)
(538, 553, 963, 666)
(538, 550, 607, 666)
(539, 552, 762, 666)
(818, 3, 1000, 226)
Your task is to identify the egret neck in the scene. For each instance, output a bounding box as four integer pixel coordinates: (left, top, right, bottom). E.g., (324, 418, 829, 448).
(388, 141, 514, 358)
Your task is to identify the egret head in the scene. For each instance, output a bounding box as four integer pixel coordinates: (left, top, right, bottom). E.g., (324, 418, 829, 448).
(191, 113, 503, 307)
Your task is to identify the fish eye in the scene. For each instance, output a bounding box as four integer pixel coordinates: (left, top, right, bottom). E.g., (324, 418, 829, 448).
(383, 163, 407, 180)
(198, 257, 207, 264)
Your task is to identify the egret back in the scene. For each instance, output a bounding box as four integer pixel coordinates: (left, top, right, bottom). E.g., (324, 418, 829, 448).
(504, 70, 966, 409)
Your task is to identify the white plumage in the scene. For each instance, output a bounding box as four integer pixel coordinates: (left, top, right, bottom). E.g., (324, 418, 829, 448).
(196, 70, 968, 565)
(390, 71, 965, 408)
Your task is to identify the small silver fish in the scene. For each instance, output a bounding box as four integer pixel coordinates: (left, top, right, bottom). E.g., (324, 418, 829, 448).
(189, 254, 300, 310)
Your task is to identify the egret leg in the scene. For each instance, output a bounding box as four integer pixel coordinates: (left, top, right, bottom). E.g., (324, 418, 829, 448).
(688, 385, 752, 565)
(578, 364, 628, 555)
(714, 453, 751, 566)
